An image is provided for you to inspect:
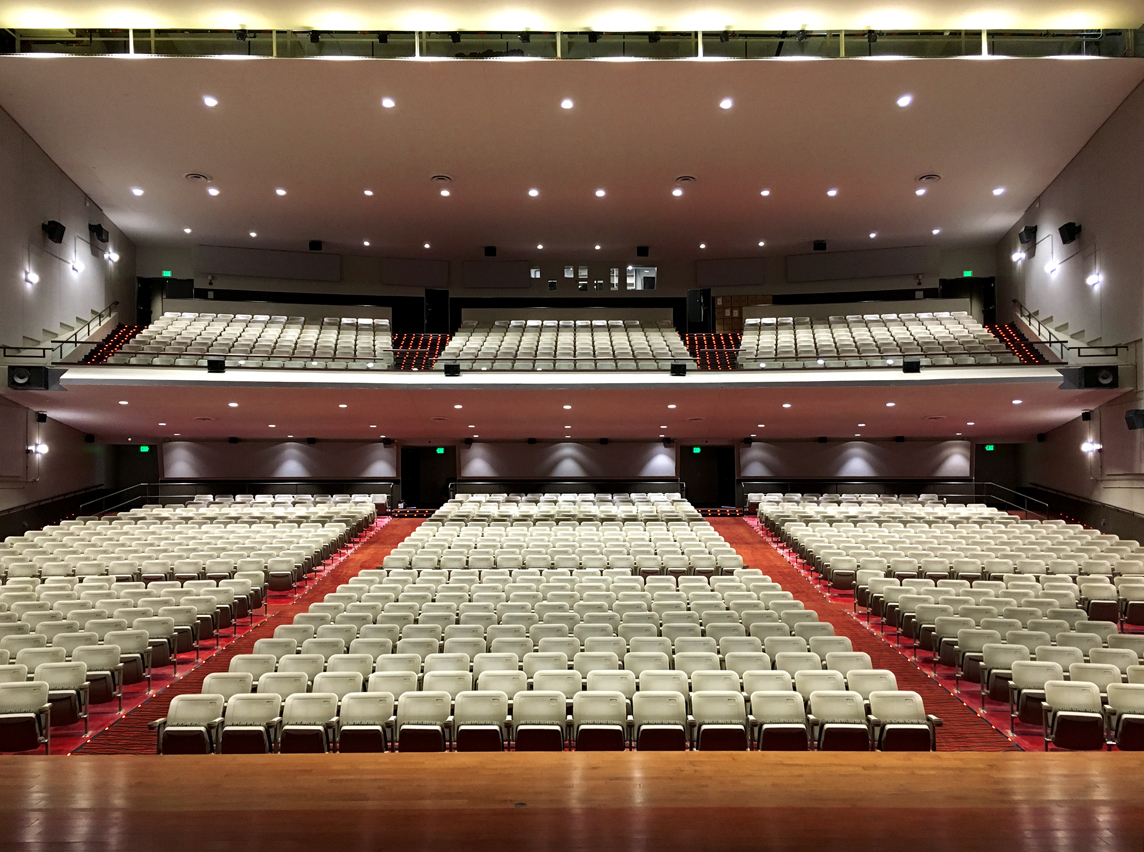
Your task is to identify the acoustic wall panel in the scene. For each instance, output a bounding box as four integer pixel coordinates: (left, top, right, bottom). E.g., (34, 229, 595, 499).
(460, 442, 676, 480)
(161, 441, 397, 480)
(739, 440, 971, 480)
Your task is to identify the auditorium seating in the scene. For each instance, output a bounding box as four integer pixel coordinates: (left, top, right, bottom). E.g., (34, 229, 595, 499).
(759, 493, 1144, 749)
(435, 318, 694, 371)
(106, 312, 394, 370)
(738, 312, 1020, 369)
(174, 491, 935, 752)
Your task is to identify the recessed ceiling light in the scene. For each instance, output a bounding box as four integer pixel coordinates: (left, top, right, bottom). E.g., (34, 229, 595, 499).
(886, 402, 896, 407)
(183, 227, 192, 234)
(668, 404, 676, 409)
(932, 228, 941, 235)
(363, 240, 370, 246)
(370, 425, 377, 428)
(855, 433, 861, 437)
(858, 423, 865, 427)
(758, 241, 765, 247)
(956, 432, 962, 436)
(276, 188, 286, 196)
(131, 187, 144, 196)
(699, 243, 706, 249)
(992, 187, 1005, 196)
(659, 425, 666, 429)
(528, 188, 539, 197)
(967, 421, 975, 426)
(440, 189, 450, 197)
(594, 244, 601, 250)
(249, 232, 257, 238)
(869, 232, 877, 239)
(827, 189, 838, 197)
(672, 188, 683, 197)
(757, 424, 765, 427)
(537, 244, 544, 249)
(454, 404, 463, 409)
(760, 189, 771, 196)
(339, 404, 348, 408)
(561, 98, 574, 109)
(782, 403, 791, 408)
(751, 434, 756, 437)
(565, 435, 571, 438)
(566, 425, 573, 429)
(364, 190, 374, 196)
(118, 400, 128, 405)
(268, 424, 275, 428)
(1012, 399, 1022, 405)
(915, 188, 926, 196)
(896, 94, 913, 107)
(207, 187, 220, 196)
(595, 189, 606, 197)
(468, 424, 475, 428)
(719, 97, 733, 109)
(158, 422, 166, 426)
(424, 242, 430, 248)
(202, 95, 218, 107)
(381, 97, 395, 108)
(228, 402, 238, 407)
(472, 435, 478, 438)
(563, 405, 571, 409)
(174, 433, 181, 436)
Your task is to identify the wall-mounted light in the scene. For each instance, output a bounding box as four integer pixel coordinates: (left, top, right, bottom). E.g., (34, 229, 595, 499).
(104, 251, 120, 263)
(1044, 259, 1059, 275)
(24, 271, 39, 285)
(72, 259, 84, 274)
(28, 443, 49, 455)
(1086, 272, 1102, 286)
(1010, 250, 1025, 262)
(1080, 440, 1101, 453)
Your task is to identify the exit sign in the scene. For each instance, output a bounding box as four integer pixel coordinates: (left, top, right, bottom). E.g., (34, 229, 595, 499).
(436, 447, 445, 454)
(139, 445, 150, 453)
(692, 447, 701, 454)
(984, 444, 995, 451)
(963, 270, 973, 277)
(162, 270, 172, 277)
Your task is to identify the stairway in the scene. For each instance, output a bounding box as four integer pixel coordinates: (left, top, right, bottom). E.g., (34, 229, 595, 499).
(683, 332, 741, 371)
(82, 324, 141, 364)
(986, 323, 1046, 365)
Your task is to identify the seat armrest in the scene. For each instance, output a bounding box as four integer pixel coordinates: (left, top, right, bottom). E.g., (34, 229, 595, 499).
(148, 717, 168, 730)
(927, 715, 943, 727)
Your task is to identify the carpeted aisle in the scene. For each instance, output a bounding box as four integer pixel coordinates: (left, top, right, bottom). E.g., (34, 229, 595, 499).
(709, 518, 1018, 752)
(74, 518, 422, 756)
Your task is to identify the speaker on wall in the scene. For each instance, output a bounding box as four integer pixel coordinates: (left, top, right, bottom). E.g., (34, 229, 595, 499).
(1126, 410, 1144, 431)
(41, 220, 66, 244)
(443, 363, 461, 377)
(1058, 222, 1082, 245)
(1059, 366, 1118, 390)
(1018, 225, 1038, 245)
(8, 366, 55, 390)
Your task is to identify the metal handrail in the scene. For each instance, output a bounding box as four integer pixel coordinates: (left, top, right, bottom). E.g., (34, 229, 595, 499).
(1, 301, 119, 363)
(0, 485, 108, 519)
(1011, 299, 1129, 363)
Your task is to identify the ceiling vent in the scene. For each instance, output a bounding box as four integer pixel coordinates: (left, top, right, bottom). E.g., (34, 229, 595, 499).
(675, 175, 696, 184)
(916, 173, 942, 183)
(184, 173, 213, 183)
(430, 175, 452, 183)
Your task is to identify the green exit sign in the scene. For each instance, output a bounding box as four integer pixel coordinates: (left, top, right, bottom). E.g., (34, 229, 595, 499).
(162, 270, 172, 277)
(963, 270, 973, 277)
(436, 447, 445, 454)
(692, 447, 701, 454)
(139, 445, 150, 453)
(984, 444, 995, 451)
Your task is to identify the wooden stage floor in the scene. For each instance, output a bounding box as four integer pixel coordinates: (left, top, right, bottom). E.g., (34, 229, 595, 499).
(1, 753, 1141, 851)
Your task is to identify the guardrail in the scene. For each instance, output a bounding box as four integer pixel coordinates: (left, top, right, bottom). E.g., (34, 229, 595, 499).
(1012, 299, 1130, 365)
(1, 301, 119, 363)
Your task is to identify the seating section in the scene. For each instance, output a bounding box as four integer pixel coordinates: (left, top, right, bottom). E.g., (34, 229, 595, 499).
(758, 493, 1144, 750)
(177, 492, 936, 753)
(435, 319, 695, 371)
(107, 312, 394, 370)
(738, 312, 1020, 369)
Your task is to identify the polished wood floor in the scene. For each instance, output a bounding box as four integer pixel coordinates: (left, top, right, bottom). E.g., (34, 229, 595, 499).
(1, 753, 1141, 850)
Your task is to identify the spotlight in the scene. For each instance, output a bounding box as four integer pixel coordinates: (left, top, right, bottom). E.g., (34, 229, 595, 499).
(813, 240, 826, 252)
(463, 438, 473, 446)
(1081, 440, 1101, 453)
(662, 437, 673, 446)
(31, 443, 49, 455)
(1086, 272, 1102, 286)
(306, 437, 317, 445)
(41, 220, 65, 244)
(24, 271, 39, 285)
(1011, 251, 1026, 262)
(382, 438, 394, 446)
(1018, 225, 1037, 245)
(1059, 222, 1082, 244)
(742, 437, 753, 445)
(670, 363, 687, 376)
(88, 223, 110, 243)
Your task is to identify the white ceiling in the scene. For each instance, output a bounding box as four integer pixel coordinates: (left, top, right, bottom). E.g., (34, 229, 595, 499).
(4, 365, 1125, 442)
(0, 55, 1141, 262)
(3, 0, 1143, 30)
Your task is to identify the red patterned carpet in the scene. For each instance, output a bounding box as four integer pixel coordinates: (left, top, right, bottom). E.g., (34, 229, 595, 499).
(710, 518, 1019, 751)
(73, 518, 422, 755)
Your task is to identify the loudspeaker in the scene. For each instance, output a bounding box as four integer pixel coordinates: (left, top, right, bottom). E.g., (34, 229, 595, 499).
(894, 436, 905, 443)
(35, 411, 47, 423)
(84, 434, 95, 443)
(88, 223, 109, 243)
(463, 438, 473, 446)
(8, 366, 53, 390)
(1037, 433, 1047, 442)
(1081, 410, 1092, 422)
(1126, 410, 1144, 431)
(599, 438, 608, 445)
(42, 220, 65, 244)
(306, 438, 317, 445)
(817, 437, 827, 444)
(165, 280, 193, 299)
(636, 246, 649, 257)
(662, 437, 673, 446)
(742, 438, 753, 445)
(1058, 222, 1082, 245)
(444, 363, 461, 377)
(309, 240, 323, 251)
(813, 240, 827, 252)
(902, 358, 921, 374)
(228, 437, 238, 444)
(1018, 225, 1038, 245)
(206, 358, 226, 373)
(1059, 366, 1118, 390)
(484, 246, 497, 257)
(670, 363, 687, 376)
(527, 438, 537, 445)
(382, 438, 394, 446)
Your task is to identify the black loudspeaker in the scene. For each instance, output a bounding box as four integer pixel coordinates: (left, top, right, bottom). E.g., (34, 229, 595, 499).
(599, 438, 608, 445)
(662, 437, 673, 446)
(1081, 410, 1092, 422)
(463, 438, 473, 446)
(484, 246, 497, 257)
(8, 366, 51, 390)
(84, 434, 95, 443)
(382, 438, 394, 446)
(228, 437, 238, 444)
(88, 223, 109, 243)
(1126, 410, 1144, 431)
(35, 411, 47, 423)
(1037, 433, 1047, 442)
(636, 246, 649, 257)
(1059, 366, 1118, 390)
(206, 358, 226, 373)
(527, 438, 537, 445)
(444, 364, 461, 377)
(817, 437, 827, 444)
(42, 220, 66, 244)
(670, 363, 687, 376)
(309, 240, 323, 251)
(902, 358, 921, 374)
(742, 437, 753, 445)
(306, 438, 317, 444)
(1059, 222, 1082, 245)
(165, 280, 193, 299)
(894, 436, 906, 443)
(813, 240, 827, 252)
(1018, 225, 1038, 245)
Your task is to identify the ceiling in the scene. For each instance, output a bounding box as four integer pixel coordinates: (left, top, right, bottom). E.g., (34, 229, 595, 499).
(0, 55, 1141, 262)
(5, 365, 1125, 442)
(3, 0, 1143, 30)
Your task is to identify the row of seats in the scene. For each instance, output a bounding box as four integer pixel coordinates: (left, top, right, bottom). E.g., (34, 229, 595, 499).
(738, 312, 1020, 369)
(108, 312, 394, 369)
(153, 684, 938, 753)
(435, 318, 694, 371)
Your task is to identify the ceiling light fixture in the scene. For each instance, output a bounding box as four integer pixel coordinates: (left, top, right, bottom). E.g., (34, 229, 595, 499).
(1045, 260, 1059, 275)
(1081, 440, 1101, 453)
(1012, 399, 1022, 405)
(107, 251, 120, 262)
(424, 243, 430, 248)
(561, 98, 574, 109)
(932, 228, 941, 235)
(158, 422, 166, 426)
(118, 400, 128, 405)
(228, 402, 238, 407)
(71, 259, 84, 273)
(249, 231, 257, 238)
(719, 97, 733, 109)
(381, 97, 395, 108)
(594, 244, 601, 250)
(869, 232, 877, 238)
(595, 189, 606, 197)
(268, 424, 275, 428)
(886, 402, 896, 407)
(827, 189, 838, 197)
(131, 187, 144, 196)
(858, 423, 865, 427)
(202, 95, 218, 107)
(339, 404, 348, 408)
(672, 188, 683, 196)
(563, 405, 571, 409)
(758, 241, 765, 247)
(757, 424, 765, 427)
(528, 188, 539, 197)
(363, 240, 370, 246)
(207, 187, 220, 196)
(537, 243, 544, 249)
(183, 227, 192, 234)
(782, 403, 791, 408)
(364, 190, 374, 196)
(967, 421, 975, 426)
(668, 405, 676, 409)
(440, 189, 450, 197)
(992, 187, 1005, 196)
(915, 188, 926, 196)
(276, 188, 286, 196)
(454, 404, 463, 409)
(760, 189, 771, 196)
(699, 243, 706, 249)
(896, 94, 913, 107)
